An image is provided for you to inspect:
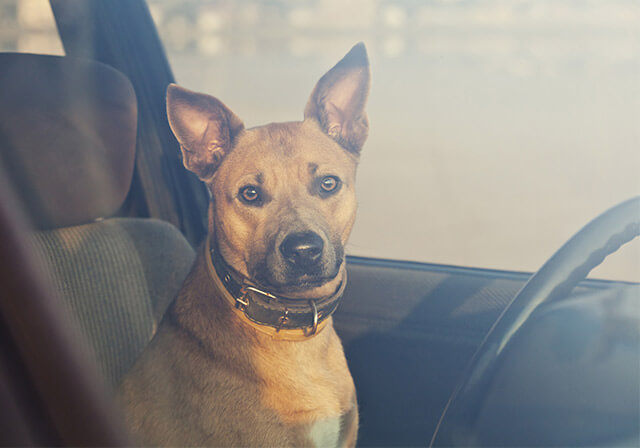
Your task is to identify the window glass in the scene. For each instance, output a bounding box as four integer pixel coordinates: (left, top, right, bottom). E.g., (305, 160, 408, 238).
(149, 0, 639, 282)
(0, 0, 64, 55)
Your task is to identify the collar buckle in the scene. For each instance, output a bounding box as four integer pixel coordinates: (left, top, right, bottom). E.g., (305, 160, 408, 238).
(235, 287, 250, 311)
(244, 285, 279, 301)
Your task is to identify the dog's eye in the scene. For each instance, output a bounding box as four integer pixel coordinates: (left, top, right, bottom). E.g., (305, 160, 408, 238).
(319, 176, 341, 194)
(239, 185, 262, 204)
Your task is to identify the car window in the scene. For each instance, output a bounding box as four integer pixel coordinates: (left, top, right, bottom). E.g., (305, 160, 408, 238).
(148, 0, 639, 282)
(0, 0, 64, 55)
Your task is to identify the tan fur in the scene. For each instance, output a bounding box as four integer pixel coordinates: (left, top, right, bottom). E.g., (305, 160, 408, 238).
(119, 43, 370, 447)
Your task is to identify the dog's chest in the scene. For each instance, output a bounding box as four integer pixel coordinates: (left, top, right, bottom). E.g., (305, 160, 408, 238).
(252, 325, 357, 445)
(308, 403, 357, 448)
(309, 415, 342, 447)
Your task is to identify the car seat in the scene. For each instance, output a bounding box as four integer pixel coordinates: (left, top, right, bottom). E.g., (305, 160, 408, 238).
(0, 53, 195, 388)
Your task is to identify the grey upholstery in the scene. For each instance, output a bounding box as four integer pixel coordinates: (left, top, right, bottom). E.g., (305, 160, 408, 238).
(30, 218, 195, 387)
(0, 53, 196, 389)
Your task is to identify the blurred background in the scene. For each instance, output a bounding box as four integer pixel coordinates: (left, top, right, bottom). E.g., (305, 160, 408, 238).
(1, 0, 639, 281)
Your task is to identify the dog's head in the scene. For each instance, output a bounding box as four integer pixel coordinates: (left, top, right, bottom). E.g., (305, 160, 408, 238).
(167, 43, 370, 299)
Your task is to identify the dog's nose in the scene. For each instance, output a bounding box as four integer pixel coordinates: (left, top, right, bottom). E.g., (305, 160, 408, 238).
(279, 232, 324, 267)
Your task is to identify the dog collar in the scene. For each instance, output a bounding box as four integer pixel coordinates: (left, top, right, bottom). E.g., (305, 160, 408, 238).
(204, 236, 345, 341)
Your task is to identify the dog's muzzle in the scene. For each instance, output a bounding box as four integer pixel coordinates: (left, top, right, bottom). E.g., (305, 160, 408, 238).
(254, 227, 342, 289)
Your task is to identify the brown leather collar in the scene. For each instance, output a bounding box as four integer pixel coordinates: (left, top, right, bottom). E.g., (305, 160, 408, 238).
(205, 236, 345, 341)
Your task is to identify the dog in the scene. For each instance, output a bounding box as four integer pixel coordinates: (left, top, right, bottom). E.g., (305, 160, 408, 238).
(118, 43, 370, 447)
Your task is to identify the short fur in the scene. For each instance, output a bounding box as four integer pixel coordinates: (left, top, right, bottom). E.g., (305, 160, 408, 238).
(119, 43, 370, 447)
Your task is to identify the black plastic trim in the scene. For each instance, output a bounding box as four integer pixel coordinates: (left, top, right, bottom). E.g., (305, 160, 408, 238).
(346, 254, 637, 287)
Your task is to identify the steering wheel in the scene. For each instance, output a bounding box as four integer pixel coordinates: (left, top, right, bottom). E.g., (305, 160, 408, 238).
(429, 196, 640, 446)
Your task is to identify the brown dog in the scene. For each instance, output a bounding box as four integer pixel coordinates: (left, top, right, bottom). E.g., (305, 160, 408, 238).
(118, 43, 370, 447)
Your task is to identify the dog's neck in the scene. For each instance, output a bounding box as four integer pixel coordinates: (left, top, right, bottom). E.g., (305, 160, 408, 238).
(204, 236, 345, 342)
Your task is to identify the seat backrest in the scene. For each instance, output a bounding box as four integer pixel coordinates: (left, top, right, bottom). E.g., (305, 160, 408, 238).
(0, 53, 195, 387)
(30, 218, 194, 386)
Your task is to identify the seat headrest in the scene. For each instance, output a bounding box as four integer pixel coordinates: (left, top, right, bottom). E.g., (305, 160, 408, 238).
(0, 53, 137, 230)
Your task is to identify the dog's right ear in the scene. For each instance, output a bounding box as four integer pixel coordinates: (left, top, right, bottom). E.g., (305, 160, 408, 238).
(167, 84, 244, 180)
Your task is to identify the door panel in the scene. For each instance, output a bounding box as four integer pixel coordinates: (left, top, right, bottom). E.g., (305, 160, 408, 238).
(335, 256, 625, 446)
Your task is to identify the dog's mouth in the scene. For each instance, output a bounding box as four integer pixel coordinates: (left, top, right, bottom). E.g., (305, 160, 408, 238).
(265, 273, 338, 295)
(250, 257, 344, 298)
(257, 269, 345, 301)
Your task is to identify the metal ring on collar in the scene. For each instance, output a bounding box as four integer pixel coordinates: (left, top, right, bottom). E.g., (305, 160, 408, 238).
(309, 300, 319, 336)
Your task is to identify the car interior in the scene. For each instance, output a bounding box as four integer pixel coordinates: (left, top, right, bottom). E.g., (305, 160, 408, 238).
(0, 1, 638, 446)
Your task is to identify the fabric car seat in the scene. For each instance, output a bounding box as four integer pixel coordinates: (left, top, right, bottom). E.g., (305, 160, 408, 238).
(0, 53, 195, 388)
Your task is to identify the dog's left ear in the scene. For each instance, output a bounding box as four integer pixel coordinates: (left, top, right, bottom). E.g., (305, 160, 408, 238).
(304, 42, 370, 155)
